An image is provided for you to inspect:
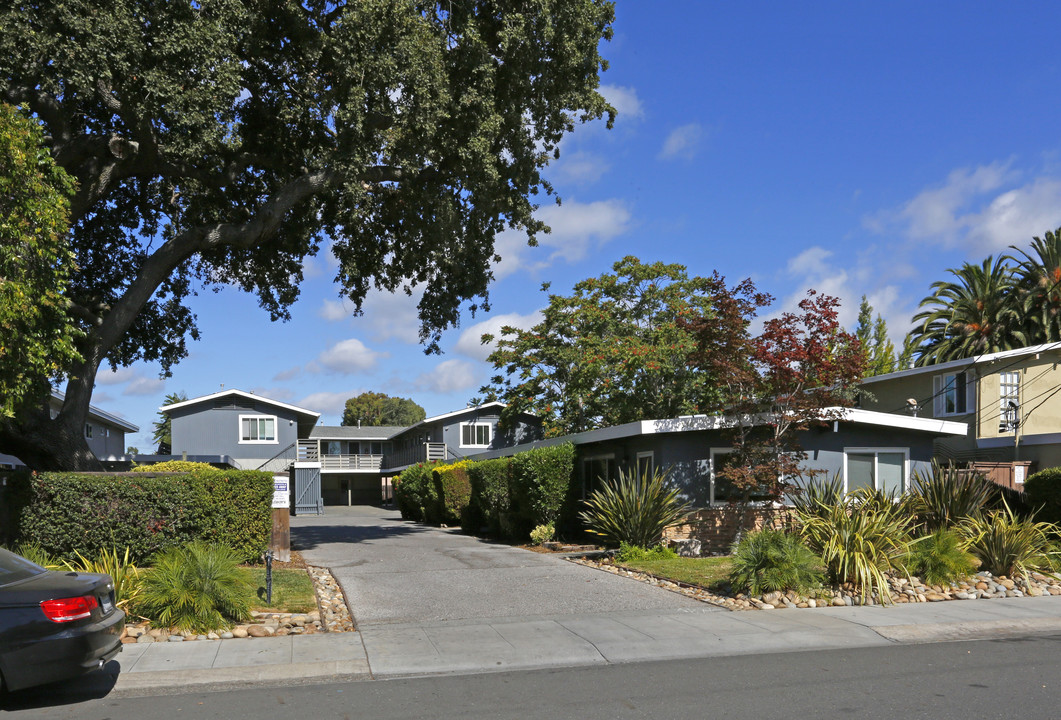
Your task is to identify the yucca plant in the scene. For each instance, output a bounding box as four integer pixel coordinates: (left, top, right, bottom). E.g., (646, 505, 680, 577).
(9, 542, 60, 570)
(797, 487, 914, 604)
(789, 473, 845, 520)
(960, 501, 1059, 581)
(62, 547, 144, 612)
(903, 529, 979, 586)
(908, 461, 994, 530)
(579, 468, 690, 548)
(728, 529, 823, 596)
(138, 541, 252, 633)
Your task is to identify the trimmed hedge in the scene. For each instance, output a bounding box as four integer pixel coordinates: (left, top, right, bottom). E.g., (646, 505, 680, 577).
(131, 460, 215, 473)
(467, 457, 513, 536)
(393, 462, 437, 522)
(7, 469, 273, 563)
(1025, 466, 1061, 525)
(432, 461, 472, 526)
(511, 444, 576, 534)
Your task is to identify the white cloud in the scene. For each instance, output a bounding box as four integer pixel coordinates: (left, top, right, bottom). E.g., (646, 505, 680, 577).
(317, 338, 386, 374)
(360, 289, 423, 344)
(599, 84, 644, 121)
(96, 367, 139, 386)
(413, 359, 479, 394)
(897, 162, 1013, 244)
(248, 386, 295, 402)
(297, 391, 359, 417)
(273, 367, 300, 382)
(493, 199, 632, 279)
(964, 178, 1061, 254)
(122, 377, 166, 397)
(658, 123, 703, 160)
(318, 299, 352, 322)
(455, 311, 544, 361)
(553, 150, 610, 185)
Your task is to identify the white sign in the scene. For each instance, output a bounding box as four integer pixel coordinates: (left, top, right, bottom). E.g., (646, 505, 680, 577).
(272, 477, 290, 509)
(1015, 466, 1026, 485)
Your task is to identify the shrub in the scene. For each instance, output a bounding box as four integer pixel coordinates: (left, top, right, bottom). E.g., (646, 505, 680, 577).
(579, 468, 690, 548)
(131, 460, 215, 473)
(903, 529, 979, 586)
(1024, 466, 1061, 525)
(960, 501, 1059, 580)
(432, 461, 473, 526)
(614, 542, 677, 563)
(6, 541, 59, 569)
(727, 529, 823, 596)
(908, 461, 994, 530)
(185, 470, 273, 563)
(511, 443, 576, 532)
(62, 547, 144, 612)
(467, 457, 513, 536)
(137, 541, 252, 632)
(529, 523, 555, 546)
(797, 487, 913, 604)
(789, 472, 845, 520)
(393, 462, 437, 522)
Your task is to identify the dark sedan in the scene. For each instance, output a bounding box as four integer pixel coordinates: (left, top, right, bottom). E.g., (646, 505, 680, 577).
(0, 548, 124, 692)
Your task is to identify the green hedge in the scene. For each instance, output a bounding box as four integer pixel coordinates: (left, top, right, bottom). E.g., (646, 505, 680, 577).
(432, 461, 472, 526)
(467, 457, 513, 536)
(7, 470, 273, 563)
(511, 444, 577, 535)
(393, 462, 437, 522)
(1025, 466, 1061, 524)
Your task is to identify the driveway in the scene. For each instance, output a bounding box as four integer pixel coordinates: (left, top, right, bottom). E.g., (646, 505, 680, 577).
(290, 506, 701, 627)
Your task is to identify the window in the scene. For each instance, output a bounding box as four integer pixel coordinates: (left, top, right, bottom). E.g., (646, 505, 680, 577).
(636, 451, 654, 479)
(933, 371, 974, 416)
(84, 423, 93, 438)
(239, 415, 277, 443)
(582, 455, 617, 498)
(709, 449, 773, 505)
(999, 371, 1020, 432)
(844, 449, 907, 494)
(101, 427, 110, 438)
(460, 422, 492, 447)
(326, 441, 342, 455)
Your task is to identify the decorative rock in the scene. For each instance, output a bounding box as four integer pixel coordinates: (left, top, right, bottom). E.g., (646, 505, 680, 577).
(136, 634, 155, 644)
(232, 627, 249, 638)
(207, 632, 220, 640)
(220, 631, 234, 639)
(247, 625, 269, 637)
(168, 635, 184, 642)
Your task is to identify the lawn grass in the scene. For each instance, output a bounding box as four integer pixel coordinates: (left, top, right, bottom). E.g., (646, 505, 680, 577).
(615, 556, 733, 592)
(241, 567, 317, 614)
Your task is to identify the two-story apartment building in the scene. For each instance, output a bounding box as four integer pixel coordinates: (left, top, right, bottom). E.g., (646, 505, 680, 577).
(858, 341, 1061, 485)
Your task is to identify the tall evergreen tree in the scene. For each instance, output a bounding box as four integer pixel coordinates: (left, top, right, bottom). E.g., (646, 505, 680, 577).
(853, 296, 896, 376)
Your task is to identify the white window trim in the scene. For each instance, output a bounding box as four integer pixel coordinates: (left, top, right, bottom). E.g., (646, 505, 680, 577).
(933, 371, 975, 417)
(459, 422, 492, 448)
(635, 451, 655, 479)
(842, 447, 909, 494)
(708, 448, 733, 506)
(239, 414, 278, 444)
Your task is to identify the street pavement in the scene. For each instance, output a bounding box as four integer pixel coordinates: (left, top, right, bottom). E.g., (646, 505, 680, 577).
(48, 506, 1061, 697)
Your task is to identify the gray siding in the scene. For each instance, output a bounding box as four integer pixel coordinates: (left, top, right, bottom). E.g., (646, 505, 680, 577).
(84, 421, 128, 459)
(170, 400, 301, 464)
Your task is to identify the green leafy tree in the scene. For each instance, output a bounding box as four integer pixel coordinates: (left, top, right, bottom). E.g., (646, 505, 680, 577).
(0, 0, 616, 469)
(907, 256, 1026, 366)
(477, 257, 723, 436)
(342, 392, 425, 427)
(854, 296, 896, 377)
(0, 103, 80, 419)
(152, 391, 188, 454)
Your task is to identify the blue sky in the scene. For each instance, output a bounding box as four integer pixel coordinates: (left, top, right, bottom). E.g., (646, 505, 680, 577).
(95, 3, 1061, 451)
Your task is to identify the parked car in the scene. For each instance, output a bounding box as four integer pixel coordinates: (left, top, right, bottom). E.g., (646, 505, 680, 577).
(0, 548, 124, 692)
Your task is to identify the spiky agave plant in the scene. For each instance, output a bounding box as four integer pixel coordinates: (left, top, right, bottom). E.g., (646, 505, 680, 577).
(138, 541, 252, 633)
(579, 468, 690, 549)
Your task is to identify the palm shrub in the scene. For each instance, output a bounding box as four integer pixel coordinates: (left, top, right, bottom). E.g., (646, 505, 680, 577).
(960, 501, 1059, 580)
(797, 487, 914, 604)
(579, 468, 690, 548)
(728, 529, 823, 596)
(908, 461, 994, 530)
(903, 529, 979, 586)
(138, 541, 252, 633)
(63, 546, 144, 612)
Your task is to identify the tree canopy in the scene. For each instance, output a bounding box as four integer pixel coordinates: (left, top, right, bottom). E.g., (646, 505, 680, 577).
(152, 391, 188, 454)
(476, 257, 725, 436)
(0, 103, 80, 419)
(342, 392, 425, 427)
(0, 0, 616, 469)
(854, 295, 896, 377)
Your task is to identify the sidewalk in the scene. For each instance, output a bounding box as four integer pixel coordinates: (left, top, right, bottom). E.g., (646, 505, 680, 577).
(86, 594, 1061, 696)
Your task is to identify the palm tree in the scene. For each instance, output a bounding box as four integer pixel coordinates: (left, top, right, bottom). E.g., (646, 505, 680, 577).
(908, 256, 1027, 366)
(1009, 227, 1061, 342)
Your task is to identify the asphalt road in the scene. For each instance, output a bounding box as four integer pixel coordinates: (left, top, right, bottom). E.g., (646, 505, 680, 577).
(7, 634, 1061, 719)
(290, 506, 699, 626)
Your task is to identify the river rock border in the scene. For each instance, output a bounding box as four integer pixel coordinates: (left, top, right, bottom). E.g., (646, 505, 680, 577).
(572, 557, 1061, 611)
(121, 564, 354, 643)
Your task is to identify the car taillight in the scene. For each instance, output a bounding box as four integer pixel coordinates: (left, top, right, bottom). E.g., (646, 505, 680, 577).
(40, 595, 99, 622)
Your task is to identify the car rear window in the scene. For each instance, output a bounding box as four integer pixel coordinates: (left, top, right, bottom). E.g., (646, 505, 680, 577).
(0, 548, 47, 586)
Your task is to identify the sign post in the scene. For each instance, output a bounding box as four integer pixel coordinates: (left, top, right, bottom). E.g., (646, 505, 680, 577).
(270, 476, 291, 563)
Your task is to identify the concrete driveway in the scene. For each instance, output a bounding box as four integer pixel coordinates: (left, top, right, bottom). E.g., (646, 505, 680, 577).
(290, 506, 701, 627)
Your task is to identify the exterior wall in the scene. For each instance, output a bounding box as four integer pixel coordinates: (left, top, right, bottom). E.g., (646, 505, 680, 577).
(664, 507, 792, 555)
(170, 400, 301, 467)
(83, 421, 127, 459)
(978, 354, 1061, 439)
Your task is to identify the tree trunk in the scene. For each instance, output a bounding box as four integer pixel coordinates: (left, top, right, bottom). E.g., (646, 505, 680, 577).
(0, 411, 102, 471)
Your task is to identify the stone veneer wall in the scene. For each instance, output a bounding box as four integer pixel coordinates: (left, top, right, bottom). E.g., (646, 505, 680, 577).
(664, 506, 793, 555)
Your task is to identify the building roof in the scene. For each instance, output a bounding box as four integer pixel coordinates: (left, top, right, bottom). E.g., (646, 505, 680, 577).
(860, 341, 1061, 386)
(309, 425, 404, 440)
(52, 391, 139, 433)
(159, 388, 321, 422)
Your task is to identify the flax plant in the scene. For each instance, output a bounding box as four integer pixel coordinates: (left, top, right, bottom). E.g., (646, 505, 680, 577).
(908, 461, 994, 531)
(960, 501, 1059, 581)
(580, 469, 690, 548)
(62, 546, 144, 612)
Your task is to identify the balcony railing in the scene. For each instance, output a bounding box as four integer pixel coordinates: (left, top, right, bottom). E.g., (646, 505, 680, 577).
(296, 440, 319, 462)
(321, 453, 383, 471)
(296, 439, 448, 471)
(382, 442, 448, 469)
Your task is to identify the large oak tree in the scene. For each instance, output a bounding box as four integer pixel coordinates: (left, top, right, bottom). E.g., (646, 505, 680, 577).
(0, 0, 616, 469)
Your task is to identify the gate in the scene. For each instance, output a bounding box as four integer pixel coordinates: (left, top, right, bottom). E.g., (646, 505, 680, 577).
(293, 462, 323, 515)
